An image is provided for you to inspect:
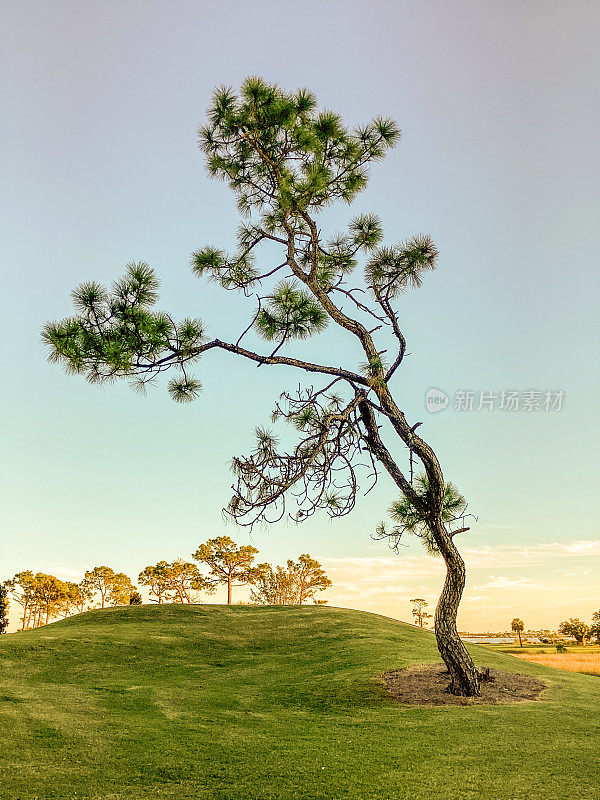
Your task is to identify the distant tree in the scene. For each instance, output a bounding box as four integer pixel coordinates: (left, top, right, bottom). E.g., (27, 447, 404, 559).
(193, 536, 259, 605)
(291, 555, 331, 604)
(5, 573, 93, 627)
(163, 560, 214, 604)
(4, 571, 36, 629)
(139, 560, 213, 604)
(129, 590, 143, 605)
(251, 555, 331, 605)
(106, 573, 136, 607)
(83, 567, 113, 609)
(5, 573, 68, 628)
(558, 618, 590, 646)
(58, 580, 95, 618)
(590, 610, 600, 644)
(0, 585, 9, 634)
(84, 567, 134, 608)
(69, 580, 94, 614)
(511, 618, 525, 647)
(138, 562, 172, 604)
(251, 564, 296, 605)
(60, 581, 81, 617)
(30, 574, 69, 626)
(410, 598, 432, 628)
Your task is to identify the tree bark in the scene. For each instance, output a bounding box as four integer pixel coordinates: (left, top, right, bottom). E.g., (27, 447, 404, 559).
(431, 520, 480, 696)
(227, 578, 232, 605)
(21, 600, 29, 630)
(358, 396, 480, 696)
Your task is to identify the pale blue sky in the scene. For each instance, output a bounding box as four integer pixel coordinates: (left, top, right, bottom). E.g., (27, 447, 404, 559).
(1, 0, 598, 629)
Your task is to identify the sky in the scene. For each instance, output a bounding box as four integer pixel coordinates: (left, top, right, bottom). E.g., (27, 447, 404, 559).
(1, 0, 599, 633)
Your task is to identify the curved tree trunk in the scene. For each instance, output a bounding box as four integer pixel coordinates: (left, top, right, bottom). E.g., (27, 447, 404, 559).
(432, 522, 480, 696)
(357, 396, 480, 696)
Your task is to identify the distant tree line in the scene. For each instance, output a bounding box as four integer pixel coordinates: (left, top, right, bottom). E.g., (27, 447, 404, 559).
(2, 568, 135, 631)
(509, 614, 600, 647)
(558, 616, 599, 646)
(1, 536, 331, 631)
(250, 554, 331, 606)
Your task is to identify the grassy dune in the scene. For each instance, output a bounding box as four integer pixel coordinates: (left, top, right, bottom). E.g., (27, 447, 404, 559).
(0, 605, 598, 800)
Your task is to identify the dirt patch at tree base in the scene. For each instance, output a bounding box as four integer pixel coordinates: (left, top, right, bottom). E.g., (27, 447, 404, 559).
(381, 663, 547, 706)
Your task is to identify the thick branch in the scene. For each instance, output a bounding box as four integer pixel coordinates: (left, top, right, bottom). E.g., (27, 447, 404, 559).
(357, 398, 423, 510)
(207, 340, 368, 385)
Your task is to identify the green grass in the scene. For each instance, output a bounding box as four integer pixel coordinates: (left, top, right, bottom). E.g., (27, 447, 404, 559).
(0, 605, 597, 800)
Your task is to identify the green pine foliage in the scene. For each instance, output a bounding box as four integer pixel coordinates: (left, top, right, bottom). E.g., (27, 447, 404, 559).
(365, 234, 438, 298)
(198, 77, 400, 216)
(42, 262, 205, 402)
(382, 474, 467, 555)
(254, 280, 329, 342)
(44, 77, 436, 408)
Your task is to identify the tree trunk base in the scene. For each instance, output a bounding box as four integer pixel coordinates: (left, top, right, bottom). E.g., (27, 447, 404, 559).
(447, 678, 481, 697)
(437, 634, 481, 697)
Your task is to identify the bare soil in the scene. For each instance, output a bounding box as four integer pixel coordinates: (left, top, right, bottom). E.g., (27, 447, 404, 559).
(381, 662, 547, 706)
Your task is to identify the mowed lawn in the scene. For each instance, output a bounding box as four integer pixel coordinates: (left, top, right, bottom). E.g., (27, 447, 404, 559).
(0, 606, 598, 800)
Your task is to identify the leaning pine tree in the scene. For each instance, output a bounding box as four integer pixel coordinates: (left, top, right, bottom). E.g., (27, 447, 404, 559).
(43, 78, 480, 695)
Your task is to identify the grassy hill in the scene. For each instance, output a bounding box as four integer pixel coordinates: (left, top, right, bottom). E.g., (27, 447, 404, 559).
(0, 605, 597, 800)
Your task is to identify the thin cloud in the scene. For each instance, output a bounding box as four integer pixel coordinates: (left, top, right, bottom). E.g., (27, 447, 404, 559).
(324, 539, 600, 577)
(462, 539, 600, 567)
(476, 576, 546, 591)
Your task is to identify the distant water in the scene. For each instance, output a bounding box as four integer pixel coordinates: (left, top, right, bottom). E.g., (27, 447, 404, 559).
(462, 637, 522, 644)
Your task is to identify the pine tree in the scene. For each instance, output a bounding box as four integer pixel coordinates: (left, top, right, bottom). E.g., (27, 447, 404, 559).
(410, 598, 432, 628)
(44, 77, 480, 695)
(83, 567, 135, 609)
(193, 537, 258, 605)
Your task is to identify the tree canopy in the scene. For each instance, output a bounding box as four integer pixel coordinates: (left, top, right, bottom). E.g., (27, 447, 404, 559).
(251, 554, 331, 605)
(84, 567, 135, 609)
(192, 536, 259, 605)
(590, 610, 600, 644)
(558, 618, 591, 646)
(511, 618, 525, 647)
(4, 572, 72, 629)
(410, 598, 432, 628)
